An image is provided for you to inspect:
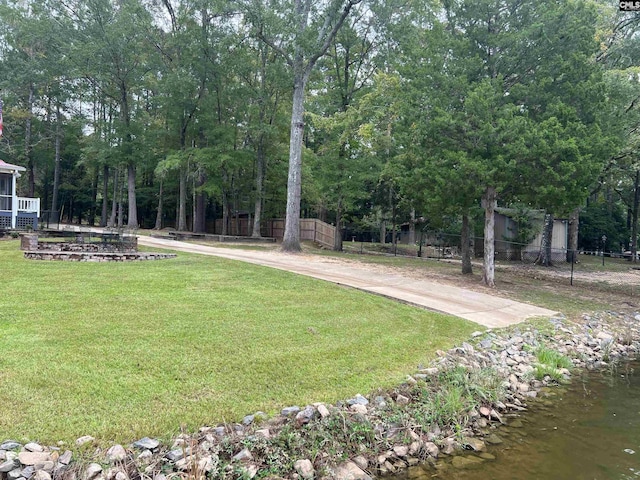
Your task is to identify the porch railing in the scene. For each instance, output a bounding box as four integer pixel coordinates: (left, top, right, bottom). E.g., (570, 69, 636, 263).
(17, 197, 40, 215)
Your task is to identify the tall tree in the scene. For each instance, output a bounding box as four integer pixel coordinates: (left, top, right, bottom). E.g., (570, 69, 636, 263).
(60, 0, 156, 228)
(242, 0, 363, 251)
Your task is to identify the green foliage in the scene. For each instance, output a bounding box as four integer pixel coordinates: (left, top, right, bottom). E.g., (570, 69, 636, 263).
(410, 366, 504, 430)
(579, 196, 629, 251)
(0, 0, 637, 253)
(536, 346, 573, 370)
(533, 345, 572, 381)
(501, 205, 543, 246)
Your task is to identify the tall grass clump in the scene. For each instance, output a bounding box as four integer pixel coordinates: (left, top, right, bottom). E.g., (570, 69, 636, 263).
(410, 366, 505, 432)
(533, 345, 573, 381)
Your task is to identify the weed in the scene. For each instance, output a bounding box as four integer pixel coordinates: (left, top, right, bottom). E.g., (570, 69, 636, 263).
(536, 346, 572, 370)
(533, 346, 572, 382)
(410, 366, 504, 433)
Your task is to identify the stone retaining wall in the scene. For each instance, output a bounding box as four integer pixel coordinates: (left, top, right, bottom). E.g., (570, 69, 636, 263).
(33, 242, 137, 253)
(19, 233, 170, 262)
(23, 251, 176, 262)
(21, 234, 138, 253)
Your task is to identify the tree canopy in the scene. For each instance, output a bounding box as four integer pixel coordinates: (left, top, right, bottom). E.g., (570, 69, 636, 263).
(0, 0, 638, 283)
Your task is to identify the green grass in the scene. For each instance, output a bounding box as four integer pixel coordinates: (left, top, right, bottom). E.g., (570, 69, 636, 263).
(406, 366, 504, 431)
(532, 346, 573, 381)
(0, 240, 477, 445)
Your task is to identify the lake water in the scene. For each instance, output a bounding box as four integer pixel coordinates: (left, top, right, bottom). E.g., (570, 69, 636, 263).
(385, 361, 640, 480)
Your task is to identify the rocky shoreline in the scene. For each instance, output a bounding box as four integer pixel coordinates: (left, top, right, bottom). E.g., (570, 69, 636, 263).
(1, 311, 638, 480)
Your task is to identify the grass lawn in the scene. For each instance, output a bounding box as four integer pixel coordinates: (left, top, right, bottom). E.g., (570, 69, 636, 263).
(0, 240, 477, 445)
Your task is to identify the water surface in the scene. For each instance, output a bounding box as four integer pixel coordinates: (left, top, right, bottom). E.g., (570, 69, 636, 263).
(388, 361, 640, 479)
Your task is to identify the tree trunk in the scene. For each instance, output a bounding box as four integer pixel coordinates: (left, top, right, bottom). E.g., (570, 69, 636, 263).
(631, 169, 640, 262)
(252, 137, 266, 237)
(51, 104, 62, 214)
(221, 190, 229, 236)
(482, 186, 497, 287)
(194, 170, 207, 233)
(178, 166, 187, 231)
(26, 83, 35, 197)
(333, 199, 343, 251)
(155, 178, 164, 230)
(380, 219, 386, 244)
(391, 200, 397, 248)
(282, 74, 306, 252)
(117, 173, 124, 228)
(108, 168, 119, 228)
(535, 213, 555, 266)
(127, 164, 137, 227)
(89, 169, 99, 226)
(461, 210, 473, 274)
(567, 207, 580, 263)
(100, 165, 109, 227)
(408, 208, 416, 245)
(233, 194, 240, 235)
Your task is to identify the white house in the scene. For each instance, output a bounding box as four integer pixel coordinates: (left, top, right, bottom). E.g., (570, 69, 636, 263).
(0, 159, 40, 229)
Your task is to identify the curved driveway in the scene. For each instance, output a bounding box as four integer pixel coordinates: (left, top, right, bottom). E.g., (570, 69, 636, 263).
(138, 236, 557, 328)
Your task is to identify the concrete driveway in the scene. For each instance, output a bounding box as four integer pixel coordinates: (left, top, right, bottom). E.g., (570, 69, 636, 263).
(138, 236, 557, 328)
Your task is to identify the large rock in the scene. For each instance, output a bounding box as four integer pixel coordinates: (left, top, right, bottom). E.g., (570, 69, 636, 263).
(83, 463, 103, 480)
(328, 461, 372, 480)
(352, 456, 368, 470)
(132, 438, 159, 451)
(0, 460, 17, 473)
(347, 394, 369, 406)
(18, 452, 51, 466)
(317, 404, 330, 418)
(232, 449, 252, 462)
(7, 468, 23, 480)
(596, 331, 613, 343)
(451, 456, 483, 469)
(350, 404, 367, 415)
(0, 442, 21, 451)
(295, 406, 315, 427)
(105, 445, 127, 463)
(463, 438, 485, 452)
(23, 444, 43, 453)
(75, 436, 95, 447)
(424, 442, 439, 458)
(58, 451, 72, 466)
(165, 449, 186, 463)
(393, 446, 409, 458)
(33, 470, 52, 480)
(281, 406, 300, 417)
(484, 434, 503, 445)
(21, 465, 35, 479)
(294, 459, 314, 480)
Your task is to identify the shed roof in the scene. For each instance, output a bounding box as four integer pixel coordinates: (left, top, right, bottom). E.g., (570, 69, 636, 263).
(0, 159, 26, 173)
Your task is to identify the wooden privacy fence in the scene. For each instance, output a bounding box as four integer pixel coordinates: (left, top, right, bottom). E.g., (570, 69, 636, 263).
(265, 218, 336, 249)
(210, 217, 336, 249)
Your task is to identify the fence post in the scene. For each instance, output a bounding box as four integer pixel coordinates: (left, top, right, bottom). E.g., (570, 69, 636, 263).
(570, 250, 575, 286)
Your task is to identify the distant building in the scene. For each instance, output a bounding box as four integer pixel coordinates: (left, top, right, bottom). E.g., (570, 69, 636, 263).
(494, 208, 568, 261)
(0, 159, 40, 229)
